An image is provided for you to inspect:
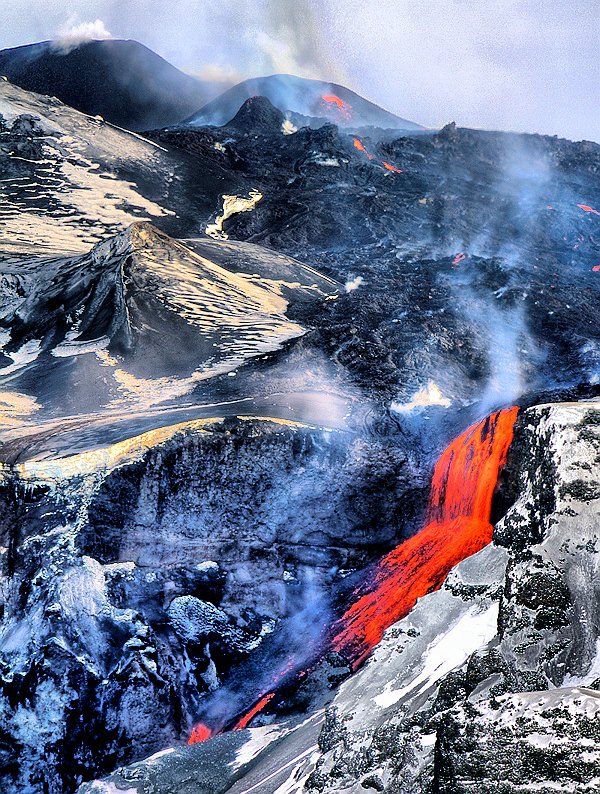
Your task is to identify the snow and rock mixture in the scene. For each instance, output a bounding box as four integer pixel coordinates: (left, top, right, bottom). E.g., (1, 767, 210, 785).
(301, 403, 600, 794)
(80, 403, 600, 793)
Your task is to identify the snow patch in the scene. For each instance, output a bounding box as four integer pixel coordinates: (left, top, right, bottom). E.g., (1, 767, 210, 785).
(374, 603, 499, 708)
(206, 191, 263, 240)
(345, 275, 364, 293)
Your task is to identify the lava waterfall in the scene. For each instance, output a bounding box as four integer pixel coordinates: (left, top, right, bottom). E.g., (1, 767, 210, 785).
(332, 407, 519, 668)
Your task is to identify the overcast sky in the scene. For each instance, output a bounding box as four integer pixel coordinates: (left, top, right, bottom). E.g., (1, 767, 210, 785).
(2, 0, 599, 142)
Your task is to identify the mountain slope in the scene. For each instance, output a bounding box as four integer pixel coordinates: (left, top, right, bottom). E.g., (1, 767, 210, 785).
(0, 222, 337, 430)
(0, 39, 219, 130)
(0, 79, 238, 257)
(185, 73, 424, 130)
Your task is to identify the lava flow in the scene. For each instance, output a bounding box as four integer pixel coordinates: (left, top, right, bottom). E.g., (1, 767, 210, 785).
(233, 693, 275, 731)
(322, 94, 352, 120)
(188, 723, 213, 745)
(382, 161, 402, 173)
(331, 407, 519, 668)
(578, 204, 600, 216)
(353, 137, 374, 160)
(188, 407, 518, 740)
(452, 252, 467, 265)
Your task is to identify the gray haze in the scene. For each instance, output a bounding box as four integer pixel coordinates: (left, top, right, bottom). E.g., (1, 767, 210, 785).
(1, 0, 599, 142)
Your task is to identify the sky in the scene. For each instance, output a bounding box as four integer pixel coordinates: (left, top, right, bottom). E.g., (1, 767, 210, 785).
(1, 0, 599, 142)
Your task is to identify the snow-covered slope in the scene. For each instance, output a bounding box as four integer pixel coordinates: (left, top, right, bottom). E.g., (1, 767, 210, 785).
(0, 80, 172, 256)
(0, 79, 242, 259)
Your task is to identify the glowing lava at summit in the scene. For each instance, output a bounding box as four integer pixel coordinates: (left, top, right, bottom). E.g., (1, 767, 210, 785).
(382, 161, 402, 173)
(322, 94, 352, 120)
(331, 407, 519, 668)
(452, 252, 467, 265)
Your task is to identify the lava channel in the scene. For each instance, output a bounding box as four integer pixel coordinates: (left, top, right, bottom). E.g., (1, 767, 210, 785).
(331, 407, 519, 668)
(189, 407, 518, 738)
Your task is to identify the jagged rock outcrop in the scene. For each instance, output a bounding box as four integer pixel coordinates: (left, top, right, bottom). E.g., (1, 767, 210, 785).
(80, 402, 600, 793)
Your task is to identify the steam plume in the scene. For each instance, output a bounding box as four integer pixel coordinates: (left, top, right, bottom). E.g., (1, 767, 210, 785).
(52, 18, 113, 53)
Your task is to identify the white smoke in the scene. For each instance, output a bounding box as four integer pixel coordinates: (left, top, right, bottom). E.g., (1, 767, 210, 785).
(52, 19, 113, 54)
(345, 275, 364, 293)
(391, 381, 451, 414)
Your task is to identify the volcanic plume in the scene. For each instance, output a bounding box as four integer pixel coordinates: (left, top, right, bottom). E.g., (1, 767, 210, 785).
(331, 407, 519, 668)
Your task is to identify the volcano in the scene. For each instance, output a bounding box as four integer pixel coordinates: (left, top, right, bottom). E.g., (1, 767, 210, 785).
(184, 73, 424, 131)
(0, 50, 599, 794)
(0, 39, 221, 130)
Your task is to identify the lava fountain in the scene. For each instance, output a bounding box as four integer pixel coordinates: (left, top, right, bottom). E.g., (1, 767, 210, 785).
(331, 407, 519, 668)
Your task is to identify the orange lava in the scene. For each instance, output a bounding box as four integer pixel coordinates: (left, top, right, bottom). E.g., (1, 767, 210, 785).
(188, 722, 214, 745)
(322, 94, 352, 119)
(331, 407, 519, 668)
(452, 253, 466, 265)
(382, 161, 402, 173)
(234, 693, 275, 730)
(578, 204, 600, 216)
(353, 137, 373, 160)
(593, 265, 600, 272)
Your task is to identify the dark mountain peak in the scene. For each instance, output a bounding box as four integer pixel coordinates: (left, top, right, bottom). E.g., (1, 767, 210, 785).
(0, 38, 221, 130)
(226, 95, 285, 134)
(186, 73, 423, 132)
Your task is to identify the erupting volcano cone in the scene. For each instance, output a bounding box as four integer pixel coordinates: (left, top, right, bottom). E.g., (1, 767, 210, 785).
(331, 407, 519, 668)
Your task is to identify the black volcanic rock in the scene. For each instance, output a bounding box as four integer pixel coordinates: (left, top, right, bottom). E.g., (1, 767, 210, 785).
(225, 96, 285, 134)
(0, 417, 423, 792)
(185, 73, 423, 130)
(0, 39, 218, 130)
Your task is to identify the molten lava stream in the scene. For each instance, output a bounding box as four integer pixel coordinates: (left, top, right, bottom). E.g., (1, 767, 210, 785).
(353, 137, 374, 160)
(188, 722, 213, 745)
(322, 94, 352, 119)
(331, 407, 519, 669)
(233, 693, 276, 731)
(577, 203, 600, 216)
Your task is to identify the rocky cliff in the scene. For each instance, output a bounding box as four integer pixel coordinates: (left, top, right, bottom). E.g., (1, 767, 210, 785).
(79, 402, 600, 793)
(0, 416, 421, 793)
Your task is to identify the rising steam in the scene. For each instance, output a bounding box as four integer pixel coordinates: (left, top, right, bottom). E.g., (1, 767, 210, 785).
(52, 18, 113, 53)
